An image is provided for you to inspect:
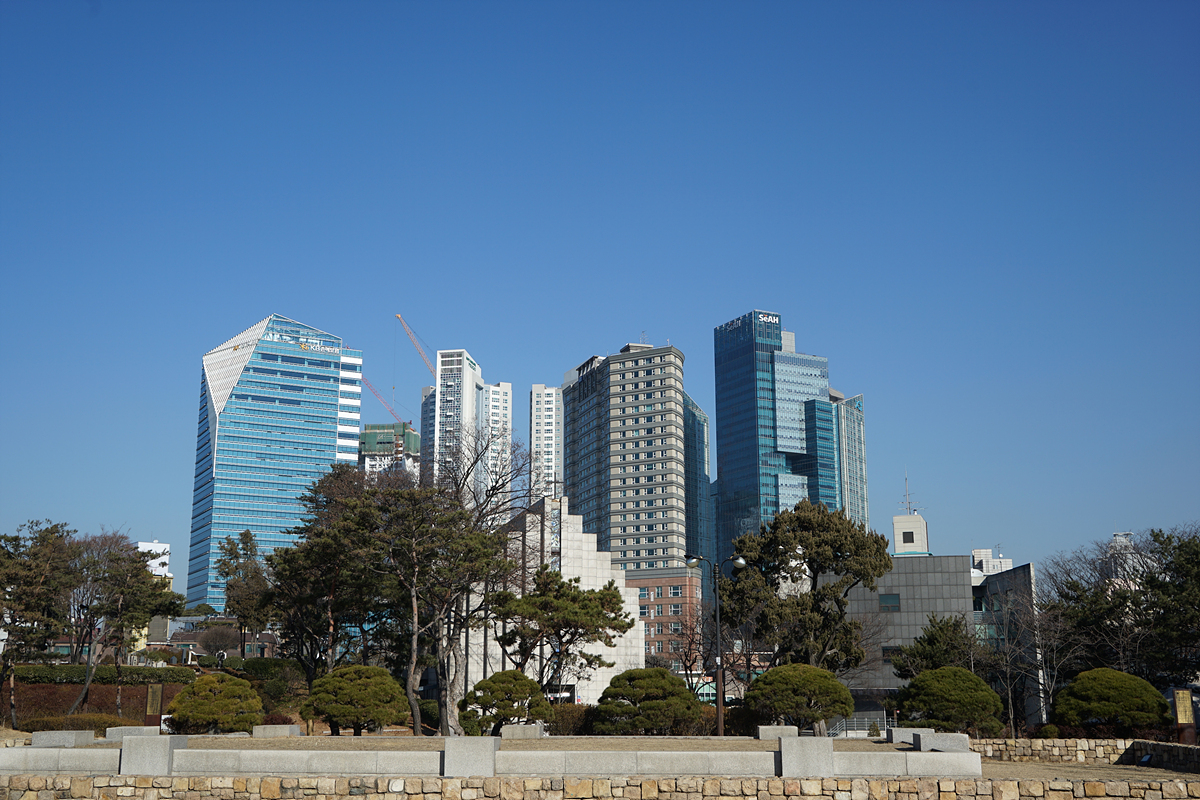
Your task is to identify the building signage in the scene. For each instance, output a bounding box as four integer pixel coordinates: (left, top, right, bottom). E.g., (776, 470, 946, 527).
(1176, 689, 1195, 724)
(299, 343, 341, 355)
(757, 313, 780, 324)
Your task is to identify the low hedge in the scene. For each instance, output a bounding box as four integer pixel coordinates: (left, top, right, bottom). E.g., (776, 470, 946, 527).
(21, 713, 131, 735)
(15, 665, 195, 686)
(242, 658, 303, 681)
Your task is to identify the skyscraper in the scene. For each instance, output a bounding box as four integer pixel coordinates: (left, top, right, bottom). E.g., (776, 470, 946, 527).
(529, 384, 564, 498)
(713, 310, 867, 560)
(419, 349, 512, 501)
(562, 342, 708, 572)
(188, 314, 361, 611)
(358, 422, 420, 477)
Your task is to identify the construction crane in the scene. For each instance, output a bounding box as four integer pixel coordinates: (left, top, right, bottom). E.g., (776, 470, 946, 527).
(396, 313, 435, 377)
(362, 376, 406, 425)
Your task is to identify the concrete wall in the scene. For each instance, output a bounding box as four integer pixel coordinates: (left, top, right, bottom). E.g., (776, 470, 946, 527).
(3, 774, 1200, 800)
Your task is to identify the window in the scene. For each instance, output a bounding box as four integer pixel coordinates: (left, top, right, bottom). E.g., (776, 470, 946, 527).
(638, 587, 649, 599)
(656, 586, 664, 598)
(655, 604, 663, 615)
(879, 594, 901, 613)
(669, 604, 682, 616)
(902, 531, 915, 544)
(882, 646, 901, 664)
(639, 606, 648, 617)
(669, 585, 683, 597)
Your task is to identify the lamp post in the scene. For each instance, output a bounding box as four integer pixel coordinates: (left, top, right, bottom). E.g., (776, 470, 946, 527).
(685, 553, 746, 736)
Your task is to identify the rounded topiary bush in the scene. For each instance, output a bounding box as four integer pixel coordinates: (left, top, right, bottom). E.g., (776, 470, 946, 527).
(896, 666, 1003, 734)
(301, 665, 408, 736)
(1036, 723, 1060, 739)
(1053, 668, 1171, 733)
(459, 670, 553, 736)
(166, 673, 263, 734)
(745, 664, 853, 730)
(593, 667, 701, 735)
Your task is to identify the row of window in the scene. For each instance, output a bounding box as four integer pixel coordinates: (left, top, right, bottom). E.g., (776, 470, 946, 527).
(639, 603, 684, 617)
(638, 585, 685, 598)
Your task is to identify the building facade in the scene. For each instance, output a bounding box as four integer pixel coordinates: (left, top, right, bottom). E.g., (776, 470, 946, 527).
(420, 349, 512, 500)
(529, 384, 564, 498)
(358, 422, 420, 477)
(713, 310, 868, 561)
(562, 342, 697, 573)
(187, 314, 361, 611)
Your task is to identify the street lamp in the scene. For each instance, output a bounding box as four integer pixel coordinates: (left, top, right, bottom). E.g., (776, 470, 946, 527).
(685, 553, 747, 736)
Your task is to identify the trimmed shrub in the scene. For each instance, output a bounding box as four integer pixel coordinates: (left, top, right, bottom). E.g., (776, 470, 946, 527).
(868, 721, 881, 738)
(460, 670, 553, 736)
(223, 656, 245, 670)
(263, 711, 295, 726)
(546, 703, 595, 736)
(745, 664, 854, 730)
(593, 667, 702, 735)
(166, 673, 263, 734)
(196, 656, 219, 668)
(301, 665, 408, 736)
(1036, 723, 1060, 738)
(14, 665, 195, 686)
(419, 699, 440, 735)
(896, 666, 1003, 734)
(1054, 668, 1172, 732)
(21, 713, 128, 735)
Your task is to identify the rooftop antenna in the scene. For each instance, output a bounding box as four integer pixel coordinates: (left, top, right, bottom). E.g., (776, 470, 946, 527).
(899, 469, 924, 515)
(640, 331, 648, 344)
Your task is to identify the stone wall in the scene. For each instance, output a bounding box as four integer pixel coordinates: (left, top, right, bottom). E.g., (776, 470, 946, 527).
(3, 775, 1200, 800)
(971, 740, 1134, 765)
(1130, 743, 1200, 775)
(971, 740, 1200, 774)
(0, 736, 29, 748)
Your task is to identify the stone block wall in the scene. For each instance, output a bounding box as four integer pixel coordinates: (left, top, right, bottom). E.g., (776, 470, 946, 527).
(1130, 743, 1200, 775)
(4, 775, 1200, 800)
(0, 736, 29, 748)
(971, 740, 1200, 774)
(971, 740, 1134, 765)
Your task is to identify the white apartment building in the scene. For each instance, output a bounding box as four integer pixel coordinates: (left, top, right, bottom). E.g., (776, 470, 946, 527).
(530, 384, 564, 499)
(420, 349, 512, 500)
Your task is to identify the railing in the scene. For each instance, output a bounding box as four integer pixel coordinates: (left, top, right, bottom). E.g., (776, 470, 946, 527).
(826, 717, 889, 737)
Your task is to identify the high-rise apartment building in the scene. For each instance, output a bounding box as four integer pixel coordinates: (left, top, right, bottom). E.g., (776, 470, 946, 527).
(530, 384, 563, 498)
(188, 314, 361, 611)
(713, 310, 868, 560)
(420, 349, 512, 498)
(562, 342, 710, 573)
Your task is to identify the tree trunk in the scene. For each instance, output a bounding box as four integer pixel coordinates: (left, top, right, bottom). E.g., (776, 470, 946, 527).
(66, 632, 99, 716)
(8, 667, 16, 730)
(405, 585, 423, 736)
(436, 616, 465, 736)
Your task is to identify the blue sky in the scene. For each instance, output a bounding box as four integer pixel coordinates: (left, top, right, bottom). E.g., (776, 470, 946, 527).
(2, 1, 1197, 591)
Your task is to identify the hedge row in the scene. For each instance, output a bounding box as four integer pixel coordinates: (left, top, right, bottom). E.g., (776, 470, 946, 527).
(15, 665, 195, 685)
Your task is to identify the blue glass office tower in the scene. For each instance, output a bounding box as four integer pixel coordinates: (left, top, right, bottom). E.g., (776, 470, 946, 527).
(713, 310, 867, 560)
(188, 315, 362, 611)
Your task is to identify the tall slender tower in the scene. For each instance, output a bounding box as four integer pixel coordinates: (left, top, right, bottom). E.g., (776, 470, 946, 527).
(188, 314, 361, 611)
(530, 384, 564, 498)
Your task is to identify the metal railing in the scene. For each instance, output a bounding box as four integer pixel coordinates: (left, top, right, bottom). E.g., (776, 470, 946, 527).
(826, 717, 889, 737)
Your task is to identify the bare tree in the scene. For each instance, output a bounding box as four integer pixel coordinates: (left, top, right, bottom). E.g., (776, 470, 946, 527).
(427, 423, 535, 533)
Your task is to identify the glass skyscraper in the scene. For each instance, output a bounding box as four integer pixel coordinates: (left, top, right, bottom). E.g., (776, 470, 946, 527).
(713, 310, 868, 560)
(188, 314, 362, 611)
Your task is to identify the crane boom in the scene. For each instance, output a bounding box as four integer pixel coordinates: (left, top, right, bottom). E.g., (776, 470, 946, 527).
(362, 376, 404, 425)
(396, 313, 435, 377)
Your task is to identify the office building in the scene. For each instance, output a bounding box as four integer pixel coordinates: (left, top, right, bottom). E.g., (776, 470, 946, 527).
(713, 310, 868, 560)
(682, 391, 715, 569)
(187, 314, 361, 611)
(529, 384, 563, 498)
(563, 342, 705, 573)
(358, 422, 420, 477)
(420, 349, 512, 501)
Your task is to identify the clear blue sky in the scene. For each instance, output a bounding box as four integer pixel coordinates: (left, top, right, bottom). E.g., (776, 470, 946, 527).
(2, 1, 1197, 591)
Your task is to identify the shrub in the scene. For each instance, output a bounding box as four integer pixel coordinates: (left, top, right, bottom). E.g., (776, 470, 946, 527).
(593, 667, 701, 735)
(223, 656, 245, 670)
(166, 673, 263, 734)
(1036, 723, 1060, 739)
(14, 665, 195, 685)
(419, 699, 440, 735)
(242, 658, 303, 682)
(262, 679, 289, 701)
(301, 665, 408, 736)
(1053, 668, 1172, 733)
(868, 721, 881, 738)
(546, 703, 595, 736)
(896, 666, 1003, 734)
(263, 711, 295, 726)
(197, 656, 218, 668)
(460, 670, 554, 736)
(21, 713, 127, 735)
(745, 664, 854, 730)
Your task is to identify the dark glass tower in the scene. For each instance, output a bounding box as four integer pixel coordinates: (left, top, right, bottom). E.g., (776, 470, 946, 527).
(714, 310, 866, 560)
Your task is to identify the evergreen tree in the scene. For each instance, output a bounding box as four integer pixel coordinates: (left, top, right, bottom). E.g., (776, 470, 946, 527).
(891, 613, 988, 680)
(745, 664, 853, 731)
(723, 500, 892, 674)
(1053, 668, 1172, 732)
(459, 669, 553, 736)
(593, 667, 702, 735)
(896, 666, 1003, 735)
(301, 665, 407, 736)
